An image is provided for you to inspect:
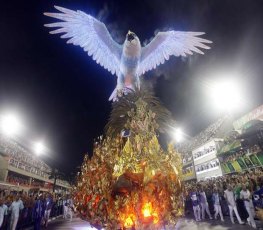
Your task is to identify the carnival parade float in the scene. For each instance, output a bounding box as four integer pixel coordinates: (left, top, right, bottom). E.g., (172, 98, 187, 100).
(44, 5, 211, 229)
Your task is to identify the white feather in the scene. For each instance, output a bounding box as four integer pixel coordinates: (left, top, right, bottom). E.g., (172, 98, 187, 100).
(44, 6, 122, 76)
(138, 31, 212, 75)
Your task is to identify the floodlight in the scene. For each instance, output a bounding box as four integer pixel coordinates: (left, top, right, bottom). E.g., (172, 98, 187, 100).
(1, 113, 22, 136)
(174, 128, 183, 143)
(34, 141, 45, 155)
(210, 80, 242, 112)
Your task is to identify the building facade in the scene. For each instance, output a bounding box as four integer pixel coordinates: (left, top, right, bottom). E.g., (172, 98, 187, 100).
(0, 135, 70, 193)
(192, 138, 224, 181)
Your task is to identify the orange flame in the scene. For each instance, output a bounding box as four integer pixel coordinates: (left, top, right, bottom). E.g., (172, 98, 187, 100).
(142, 202, 152, 217)
(124, 215, 134, 228)
(152, 212, 159, 224)
(142, 202, 159, 224)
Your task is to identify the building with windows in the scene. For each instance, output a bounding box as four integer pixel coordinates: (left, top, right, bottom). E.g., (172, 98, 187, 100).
(193, 138, 224, 181)
(0, 135, 70, 193)
(180, 105, 263, 182)
(181, 152, 196, 181)
(180, 117, 231, 181)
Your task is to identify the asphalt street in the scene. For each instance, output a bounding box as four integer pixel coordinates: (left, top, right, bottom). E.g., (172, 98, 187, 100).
(45, 216, 262, 230)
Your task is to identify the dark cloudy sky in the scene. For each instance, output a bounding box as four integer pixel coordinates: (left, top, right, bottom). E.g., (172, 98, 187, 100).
(1, 0, 263, 175)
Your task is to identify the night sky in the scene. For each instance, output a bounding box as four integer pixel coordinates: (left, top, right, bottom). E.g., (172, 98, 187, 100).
(1, 0, 263, 175)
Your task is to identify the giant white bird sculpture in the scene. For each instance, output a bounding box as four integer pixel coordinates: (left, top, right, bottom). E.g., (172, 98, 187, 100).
(44, 6, 212, 100)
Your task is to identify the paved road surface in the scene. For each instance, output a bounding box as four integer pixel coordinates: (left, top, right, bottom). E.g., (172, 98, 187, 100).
(46, 216, 262, 229)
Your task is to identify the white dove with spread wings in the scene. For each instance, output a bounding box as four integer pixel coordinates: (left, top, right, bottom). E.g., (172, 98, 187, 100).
(44, 6, 212, 101)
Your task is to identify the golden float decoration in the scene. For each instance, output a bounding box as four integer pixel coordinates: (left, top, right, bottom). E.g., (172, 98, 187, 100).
(73, 93, 184, 229)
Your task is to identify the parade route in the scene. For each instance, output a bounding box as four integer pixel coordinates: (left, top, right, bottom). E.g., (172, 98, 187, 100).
(47, 216, 260, 230)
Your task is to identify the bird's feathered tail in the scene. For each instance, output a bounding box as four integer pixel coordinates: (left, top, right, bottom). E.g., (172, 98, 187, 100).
(109, 88, 118, 101)
(109, 87, 133, 101)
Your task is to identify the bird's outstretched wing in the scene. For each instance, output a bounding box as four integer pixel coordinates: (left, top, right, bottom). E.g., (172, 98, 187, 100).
(44, 6, 122, 76)
(138, 31, 212, 76)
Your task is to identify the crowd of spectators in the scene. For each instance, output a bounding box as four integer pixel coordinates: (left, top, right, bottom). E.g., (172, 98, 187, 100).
(0, 190, 73, 229)
(223, 150, 245, 163)
(8, 158, 50, 180)
(31, 180, 45, 188)
(6, 174, 30, 187)
(184, 167, 263, 228)
(195, 159, 220, 173)
(221, 145, 262, 164)
(182, 165, 194, 175)
(179, 117, 226, 155)
(0, 136, 51, 173)
(182, 152, 193, 164)
(5, 173, 69, 193)
(193, 145, 216, 160)
(0, 135, 70, 189)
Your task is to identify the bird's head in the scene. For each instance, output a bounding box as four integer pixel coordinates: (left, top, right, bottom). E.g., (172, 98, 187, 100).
(126, 30, 139, 45)
(124, 30, 141, 56)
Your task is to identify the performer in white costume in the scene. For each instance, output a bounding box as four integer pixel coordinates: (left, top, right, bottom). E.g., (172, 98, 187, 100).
(212, 188, 224, 222)
(9, 195, 24, 230)
(224, 185, 244, 225)
(240, 184, 256, 229)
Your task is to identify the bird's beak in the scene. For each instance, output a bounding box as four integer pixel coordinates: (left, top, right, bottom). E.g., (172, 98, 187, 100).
(128, 30, 132, 35)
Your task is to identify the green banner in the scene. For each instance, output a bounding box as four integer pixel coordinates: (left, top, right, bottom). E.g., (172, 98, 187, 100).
(232, 160, 242, 172)
(226, 162, 235, 173)
(218, 140, 242, 155)
(256, 152, 263, 165)
(221, 163, 231, 174)
(222, 154, 263, 175)
(236, 158, 248, 170)
(242, 156, 254, 168)
(249, 154, 261, 166)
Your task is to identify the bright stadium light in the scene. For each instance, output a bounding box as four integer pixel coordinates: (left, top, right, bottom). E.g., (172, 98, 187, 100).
(1, 113, 22, 136)
(174, 128, 183, 143)
(34, 142, 45, 155)
(210, 80, 242, 112)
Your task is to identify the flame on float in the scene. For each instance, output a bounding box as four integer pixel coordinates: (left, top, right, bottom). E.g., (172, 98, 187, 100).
(124, 215, 135, 228)
(142, 202, 159, 224)
(122, 202, 160, 228)
(142, 202, 152, 217)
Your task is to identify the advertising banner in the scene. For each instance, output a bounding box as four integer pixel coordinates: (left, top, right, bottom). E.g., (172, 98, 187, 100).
(222, 154, 263, 174)
(243, 156, 254, 168)
(256, 152, 263, 165)
(231, 161, 242, 172)
(221, 163, 230, 174)
(236, 158, 248, 170)
(249, 154, 261, 166)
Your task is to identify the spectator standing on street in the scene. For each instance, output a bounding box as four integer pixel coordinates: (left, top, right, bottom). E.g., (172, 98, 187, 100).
(190, 188, 201, 221)
(66, 195, 73, 221)
(43, 193, 53, 228)
(0, 198, 8, 228)
(32, 194, 45, 230)
(1, 197, 8, 229)
(199, 186, 213, 220)
(212, 188, 224, 222)
(63, 195, 68, 219)
(224, 185, 244, 225)
(9, 195, 24, 230)
(240, 184, 256, 229)
(0, 199, 5, 228)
